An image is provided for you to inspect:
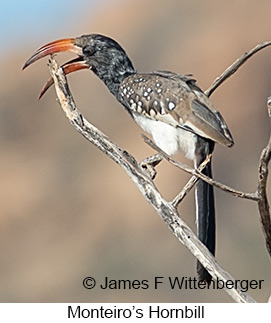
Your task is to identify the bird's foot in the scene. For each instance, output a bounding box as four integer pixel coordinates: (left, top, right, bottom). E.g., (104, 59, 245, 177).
(140, 154, 163, 180)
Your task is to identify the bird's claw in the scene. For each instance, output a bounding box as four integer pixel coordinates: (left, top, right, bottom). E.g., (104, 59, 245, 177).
(140, 161, 157, 180)
(140, 153, 163, 180)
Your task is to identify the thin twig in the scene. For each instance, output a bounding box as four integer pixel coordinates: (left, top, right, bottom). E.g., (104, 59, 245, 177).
(47, 57, 256, 303)
(172, 155, 212, 207)
(142, 135, 259, 202)
(205, 41, 271, 97)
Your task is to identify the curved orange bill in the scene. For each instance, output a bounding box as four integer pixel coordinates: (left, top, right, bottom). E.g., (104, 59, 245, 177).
(23, 38, 91, 98)
(38, 58, 90, 99)
(23, 38, 82, 69)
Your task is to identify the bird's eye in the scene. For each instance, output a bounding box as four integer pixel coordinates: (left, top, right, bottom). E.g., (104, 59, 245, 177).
(83, 46, 96, 56)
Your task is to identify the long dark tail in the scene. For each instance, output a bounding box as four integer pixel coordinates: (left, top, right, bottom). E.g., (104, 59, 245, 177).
(194, 138, 215, 283)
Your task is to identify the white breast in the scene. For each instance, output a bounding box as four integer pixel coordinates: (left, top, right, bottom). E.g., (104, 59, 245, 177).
(133, 114, 196, 160)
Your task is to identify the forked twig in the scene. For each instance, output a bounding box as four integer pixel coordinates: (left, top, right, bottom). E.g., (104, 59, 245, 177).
(172, 155, 212, 207)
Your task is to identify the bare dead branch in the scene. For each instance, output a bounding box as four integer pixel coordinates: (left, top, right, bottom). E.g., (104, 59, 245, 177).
(47, 56, 256, 303)
(205, 41, 271, 97)
(256, 98, 271, 256)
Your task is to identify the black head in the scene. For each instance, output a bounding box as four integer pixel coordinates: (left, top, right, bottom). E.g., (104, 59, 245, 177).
(76, 35, 133, 69)
(75, 34, 136, 93)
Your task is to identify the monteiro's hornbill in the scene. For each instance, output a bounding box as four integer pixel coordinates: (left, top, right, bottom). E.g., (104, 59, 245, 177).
(23, 34, 234, 282)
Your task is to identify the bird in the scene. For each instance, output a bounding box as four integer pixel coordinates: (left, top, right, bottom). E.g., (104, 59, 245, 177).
(23, 34, 234, 283)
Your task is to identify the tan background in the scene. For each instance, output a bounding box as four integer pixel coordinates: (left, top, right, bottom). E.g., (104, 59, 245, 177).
(0, 0, 270, 302)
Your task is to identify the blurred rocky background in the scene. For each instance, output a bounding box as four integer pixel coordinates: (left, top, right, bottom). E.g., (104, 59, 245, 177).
(0, 0, 270, 302)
